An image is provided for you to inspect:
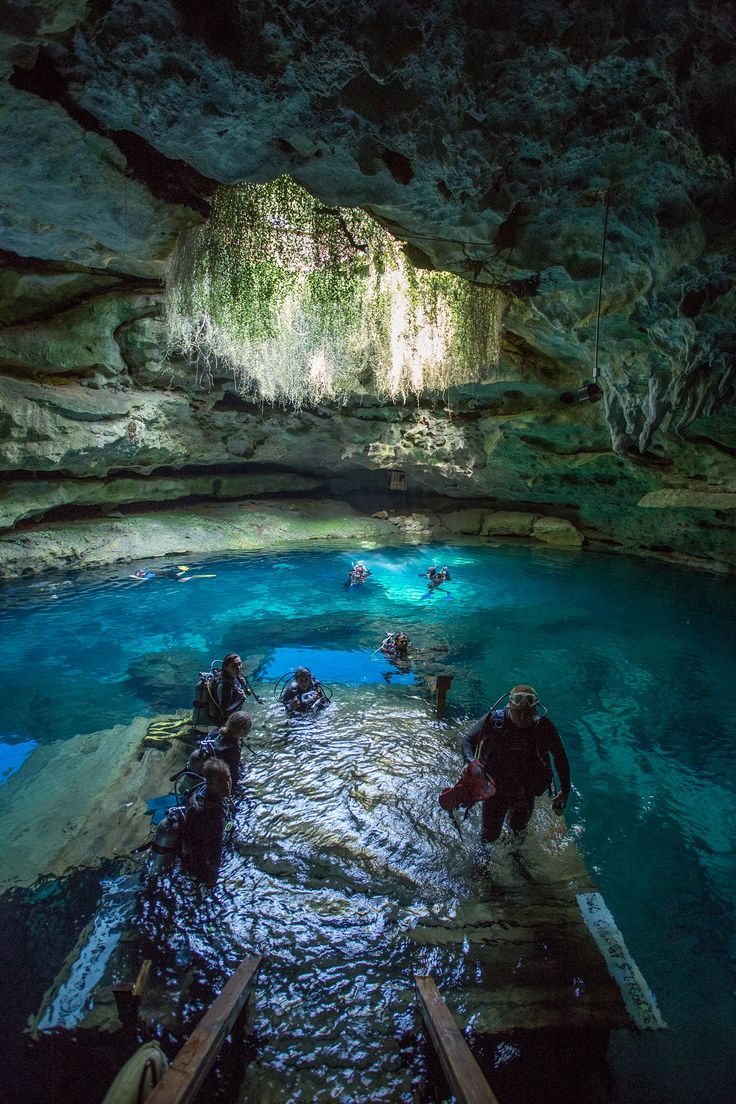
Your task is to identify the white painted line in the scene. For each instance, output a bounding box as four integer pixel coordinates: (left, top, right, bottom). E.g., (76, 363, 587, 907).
(577, 891, 667, 1030)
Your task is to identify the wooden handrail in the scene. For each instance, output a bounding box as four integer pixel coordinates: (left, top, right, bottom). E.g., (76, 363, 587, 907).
(415, 975, 499, 1104)
(145, 955, 262, 1104)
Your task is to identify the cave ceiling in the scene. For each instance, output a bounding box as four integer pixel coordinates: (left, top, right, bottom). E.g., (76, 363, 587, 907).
(0, 1, 735, 569)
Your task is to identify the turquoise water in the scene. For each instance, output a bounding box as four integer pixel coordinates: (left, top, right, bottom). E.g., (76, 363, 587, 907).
(1, 542, 735, 1103)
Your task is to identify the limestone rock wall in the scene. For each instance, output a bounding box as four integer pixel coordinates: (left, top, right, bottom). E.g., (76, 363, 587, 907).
(0, 2, 734, 571)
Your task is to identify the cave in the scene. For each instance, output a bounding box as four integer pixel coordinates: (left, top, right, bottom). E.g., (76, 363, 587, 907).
(0, 4, 734, 1104)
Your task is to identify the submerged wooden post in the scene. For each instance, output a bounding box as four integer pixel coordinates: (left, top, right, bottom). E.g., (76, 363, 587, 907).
(145, 954, 262, 1104)
(113, 958, 152, 1027)
(415, 975, 499, 1104)
(436, 675, 453, 718)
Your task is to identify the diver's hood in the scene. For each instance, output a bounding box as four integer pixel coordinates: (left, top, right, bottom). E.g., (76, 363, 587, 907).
(439, 761, 495, 812)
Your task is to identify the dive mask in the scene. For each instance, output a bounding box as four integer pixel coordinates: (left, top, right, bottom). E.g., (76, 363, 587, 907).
(509, 691, 538, 707)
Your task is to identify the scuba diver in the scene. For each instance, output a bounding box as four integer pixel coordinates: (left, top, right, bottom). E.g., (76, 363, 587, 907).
(346, 560, 372, 587)
(207, 653, 256, 724)
(423, 564, 452, 586)
(420, 564, 452, 599)
(448, 684, 571, 843)
(180, 759, 234, 887)
(131, 567, 156, 580)
(280, 666, 329, 713)
(381, 631, 411, 660)
(379, 630, 412, 683)
(130, 565, 190, 581)
(186, 710, 252, 789)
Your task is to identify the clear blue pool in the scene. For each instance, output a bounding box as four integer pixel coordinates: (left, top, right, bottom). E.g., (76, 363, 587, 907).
(1, 541, 734, 1103)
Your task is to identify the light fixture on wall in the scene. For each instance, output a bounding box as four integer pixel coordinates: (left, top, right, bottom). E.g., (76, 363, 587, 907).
(559, 381, 603, 405)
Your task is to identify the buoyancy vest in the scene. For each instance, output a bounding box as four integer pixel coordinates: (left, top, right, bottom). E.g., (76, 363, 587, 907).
(283, 675, 326, 710)
(180, 790, 228, 884)
(193, 671, 249, 726)
(476, 709, 553, 796)
(186, 731, 241, 785)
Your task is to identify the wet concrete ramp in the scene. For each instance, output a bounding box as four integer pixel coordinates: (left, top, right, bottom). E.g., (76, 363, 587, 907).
(410, 808, 665, 1034)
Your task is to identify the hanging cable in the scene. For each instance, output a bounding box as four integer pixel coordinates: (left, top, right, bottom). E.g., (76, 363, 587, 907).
(592, 189, 611, 385)
(560, 189, 609, 405)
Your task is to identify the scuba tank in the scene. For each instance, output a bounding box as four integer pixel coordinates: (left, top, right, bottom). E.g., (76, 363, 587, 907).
(192, 661, 221, 729)
(151, 809, 184, 854)
(145, 806, 186, 875)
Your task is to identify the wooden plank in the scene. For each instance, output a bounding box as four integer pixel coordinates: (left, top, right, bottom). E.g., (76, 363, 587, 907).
(145, 955, 262, 1104)
(415, 975, 499, 1104)
(436, 675, 453, 719)
(133, 958, 152, 998)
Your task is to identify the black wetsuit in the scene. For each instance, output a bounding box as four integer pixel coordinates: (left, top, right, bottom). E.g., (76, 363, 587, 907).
(428, 566, 450, 582)
(463, 708, 570, 842)
(382, 640, 411, 670)
(180, 790, 227, 886)
(187, 731, 242, 788)
(210, 674, 250, 724)
(281, 677, 326, 712)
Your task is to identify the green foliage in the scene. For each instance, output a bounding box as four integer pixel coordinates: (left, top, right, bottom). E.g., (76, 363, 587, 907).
(165, 176, 502, 406)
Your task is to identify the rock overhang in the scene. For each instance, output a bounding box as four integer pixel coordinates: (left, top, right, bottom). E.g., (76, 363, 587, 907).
(0, 1, 733, 569)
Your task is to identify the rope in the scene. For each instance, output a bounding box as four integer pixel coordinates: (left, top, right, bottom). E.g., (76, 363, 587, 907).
(593, 191, 611, 384)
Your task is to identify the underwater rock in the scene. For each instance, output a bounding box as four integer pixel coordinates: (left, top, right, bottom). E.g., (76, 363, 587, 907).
(0, 716, 186, 889)
(126, 649, 203, 712)
(410, 806, 662, 1033)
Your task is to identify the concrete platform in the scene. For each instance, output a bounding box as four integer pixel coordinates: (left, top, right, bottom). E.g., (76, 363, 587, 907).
(410, 806, 665, 1034)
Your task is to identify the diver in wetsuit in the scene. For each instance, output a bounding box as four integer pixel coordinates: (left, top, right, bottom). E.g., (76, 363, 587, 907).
(424, 564, 451, 586)
(346, 561, 372, 587)
(209, 653, 253, 724)
(186, 710, 252, 789)
(381, 630, 411, 659)
(462, 684, 571, 842)
(281, 667, 328, 713)
(180, 759, 233, 887)
(380, 631, 412, 683)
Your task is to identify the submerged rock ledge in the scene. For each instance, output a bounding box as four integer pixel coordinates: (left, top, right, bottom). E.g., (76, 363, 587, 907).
(0, 497, 729, 579)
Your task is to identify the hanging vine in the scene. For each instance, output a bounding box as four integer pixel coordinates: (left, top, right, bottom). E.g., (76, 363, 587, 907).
(165, 175, 503, 406)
